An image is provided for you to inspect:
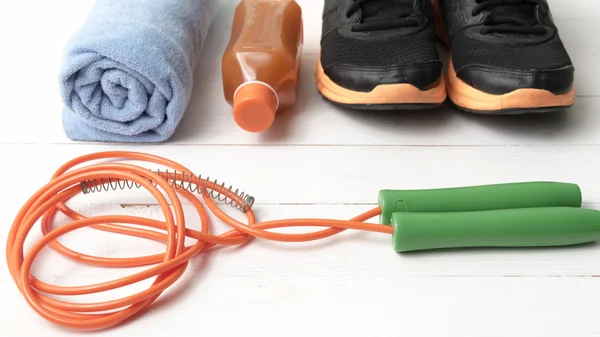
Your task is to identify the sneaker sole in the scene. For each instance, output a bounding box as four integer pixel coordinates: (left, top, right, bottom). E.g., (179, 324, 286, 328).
(431, 0, 576, 114)
(446, 59, 576, 114)
(315, 58, 447, 110)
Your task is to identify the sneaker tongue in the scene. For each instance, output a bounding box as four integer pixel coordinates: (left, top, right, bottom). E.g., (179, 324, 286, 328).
(360, 0, 414, 22)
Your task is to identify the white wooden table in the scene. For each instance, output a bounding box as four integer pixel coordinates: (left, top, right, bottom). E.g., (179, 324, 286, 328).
(2, 1, 600, 336)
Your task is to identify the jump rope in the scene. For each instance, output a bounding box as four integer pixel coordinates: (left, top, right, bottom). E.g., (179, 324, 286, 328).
(7, 151, 600, 330)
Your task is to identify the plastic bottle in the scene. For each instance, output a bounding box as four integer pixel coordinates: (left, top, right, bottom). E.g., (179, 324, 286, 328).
(222, 0, 303, 132)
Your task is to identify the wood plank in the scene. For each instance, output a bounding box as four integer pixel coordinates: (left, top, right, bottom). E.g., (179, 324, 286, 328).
(5, 202, 600, 280)
(4, 144, 600, 277)
(3, 271, 600, 336)
(1, 1, 599, 146)
(3, 144, 600, 205)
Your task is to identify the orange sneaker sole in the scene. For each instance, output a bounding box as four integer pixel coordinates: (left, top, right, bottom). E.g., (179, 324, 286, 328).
(315, 58, 447, 110)
(446, 59, 576, 114)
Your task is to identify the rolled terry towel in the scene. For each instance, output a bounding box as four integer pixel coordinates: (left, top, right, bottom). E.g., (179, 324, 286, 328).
(60, 0, 218, 142)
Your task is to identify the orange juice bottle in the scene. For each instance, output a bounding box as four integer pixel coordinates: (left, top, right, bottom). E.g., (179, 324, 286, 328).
(222, 0, 303, 132)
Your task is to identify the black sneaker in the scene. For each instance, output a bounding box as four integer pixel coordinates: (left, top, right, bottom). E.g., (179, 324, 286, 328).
(433, 0, 575, 114)
(316, 0, 447, 110)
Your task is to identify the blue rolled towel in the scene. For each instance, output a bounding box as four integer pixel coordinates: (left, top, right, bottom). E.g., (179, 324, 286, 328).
(60, 0, 219, 142)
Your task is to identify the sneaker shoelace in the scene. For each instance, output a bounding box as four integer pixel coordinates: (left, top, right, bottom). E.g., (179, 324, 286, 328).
(346, 0, 420, 32)
(473, 0, 547, 35)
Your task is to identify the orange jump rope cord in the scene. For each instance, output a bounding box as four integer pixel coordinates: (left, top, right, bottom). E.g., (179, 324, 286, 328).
(6, 151, 391, 331)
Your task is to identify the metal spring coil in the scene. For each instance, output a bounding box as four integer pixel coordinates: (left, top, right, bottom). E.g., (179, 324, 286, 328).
(80, 169, 255, 212)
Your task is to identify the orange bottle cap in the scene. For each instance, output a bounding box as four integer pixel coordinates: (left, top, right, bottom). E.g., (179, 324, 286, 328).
(233, 82, 279, 133)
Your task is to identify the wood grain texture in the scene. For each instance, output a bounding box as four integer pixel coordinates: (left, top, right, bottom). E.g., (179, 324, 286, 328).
(2, 275, 599, 337)
(3, 144, 600, 204)
(1, 0, 600, 336)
